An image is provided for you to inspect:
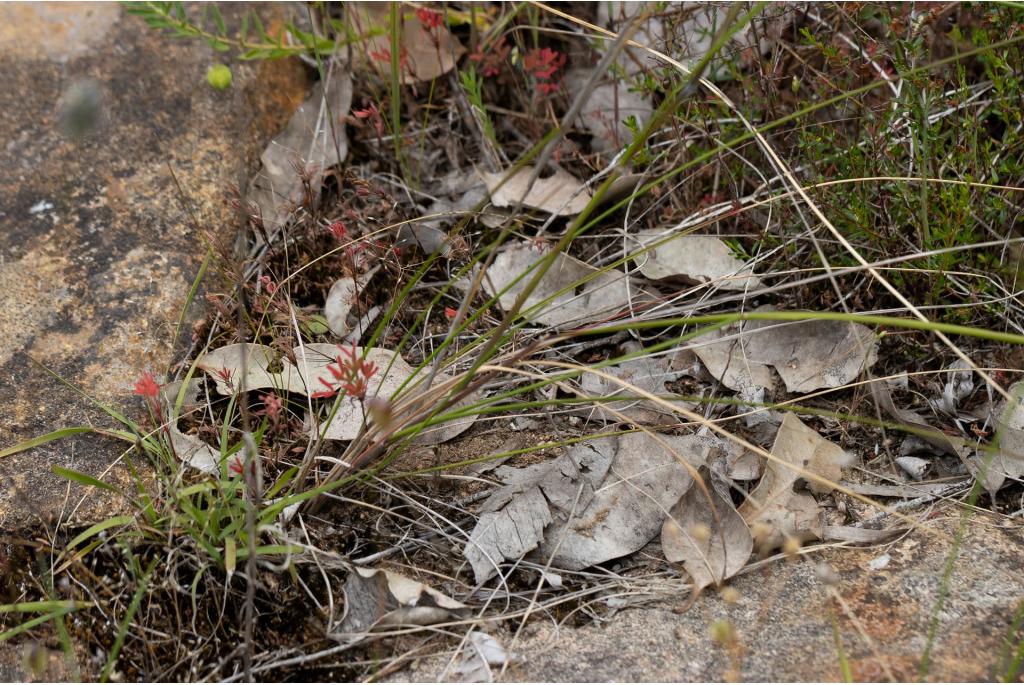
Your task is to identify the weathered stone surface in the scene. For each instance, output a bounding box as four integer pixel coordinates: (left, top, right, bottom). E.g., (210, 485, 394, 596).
(393, 513, 1024, 681)
(0, 3, 309, 528)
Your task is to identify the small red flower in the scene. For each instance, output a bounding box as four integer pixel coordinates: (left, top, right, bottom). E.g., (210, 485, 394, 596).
(259, 275, 277, 295)
(310, 344, 379, 401)
(469, 36, 510, 78)
(329, 221, 348, 241)
(134, 371, 160, 399)
(215, 367, 233, 385)
(354, 101, 385, 137)
(261, 392, 283, 422)
(416, 7, 443, 31)
(444, 306, 458, 319)
(523, 47, 566, 95)
(228, 455, 244, 475)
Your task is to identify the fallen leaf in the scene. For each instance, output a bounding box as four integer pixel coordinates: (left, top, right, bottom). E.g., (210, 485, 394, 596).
(536, 432, 703, 571)
(633, 231, 761, 291)
(481, 167, 591, 216)
(455, 631, 517, 683)
(159, 379, 220, 473)
(338, 566, 467, 635)
(564, 68, 653, 154)
(936, 359, 974, 414)
(982, 381, 1024, 494)
(575, 353, 693, 424)
(324, 266, 378, 337)
(484, 241, 652, 328)
(197, 343, 478, 446)
(739, 413, 849, 551)
(349, 3, 465, 84)
(464, 430, 759, 579)
(197, 343, 304, 396)
(691, 307, 878, 394)
(661, 466, 752, 591)
(464, 438, 616, 584)
(248, 68, 352, 229)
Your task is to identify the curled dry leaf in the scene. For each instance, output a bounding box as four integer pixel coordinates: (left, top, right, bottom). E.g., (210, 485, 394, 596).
(739, 413, 850, 552)
(338, 566, 467, 635)
(865, 379, 1007, 493)
(691, 307, 879, 394)
(196, 343, 478, 446)
(983, 380, 1024, 494)
(633, 231, 761, 291)
(484, 241, 652, 328)
(159, 379, 219, 473)
(661, 466, 752, 591)
(349, 3, 465, 84)
(248, 68, 352, 229)
(481, 167, 591, 216)
(464, 438, 616, 584)
(324, 266, 378, 337)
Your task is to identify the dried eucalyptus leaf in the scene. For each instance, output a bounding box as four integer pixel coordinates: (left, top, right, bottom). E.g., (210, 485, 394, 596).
(633, 231, 761, 291)
(349, 3, 464, 84)
(739, 413, 850, 551)
(661, 466, 752, 591)
(339, 566, 467, 635)
(484, 241, 652, 328)
(159, 380, 219, 473)
(197, 343, 303, 396)
(248, 69, 352, 229)
(691, 307, 878, 394)
(464, 439, 616, 584)
(481, 167, 591, 216)
(537, 432, 701, 571)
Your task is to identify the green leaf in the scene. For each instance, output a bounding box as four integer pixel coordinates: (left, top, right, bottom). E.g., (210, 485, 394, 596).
(0, 427, 95, 459)
(52, 466, 122, 495)
(210, 3, 226, 34)
(65, 515, 136, 553)
(304, 314, 330, 335)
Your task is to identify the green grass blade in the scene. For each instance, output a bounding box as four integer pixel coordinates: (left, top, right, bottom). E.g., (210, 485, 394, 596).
(65, 515, 136, 553)
(52, 466, 122, 494)
(1, 427, 96, 459)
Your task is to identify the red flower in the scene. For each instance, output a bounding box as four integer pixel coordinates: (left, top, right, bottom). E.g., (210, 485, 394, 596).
(259, 275, 277, 295)
(310, 344, 379, 401)
(261, 392, 283, 422)
(134, 371, 160, 399)
(329, 220, 348, 241)
(369, 46, 409, 70)
(469, 36, 510, 78)
(416, 7, 443, 31)
(444, 306, 458, 319)
(523, 47, 566, 95)
(354, 101, 385, 137)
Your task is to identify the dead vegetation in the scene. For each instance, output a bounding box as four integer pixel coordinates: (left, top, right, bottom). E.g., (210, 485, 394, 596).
(4, 2, 1024, 681)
